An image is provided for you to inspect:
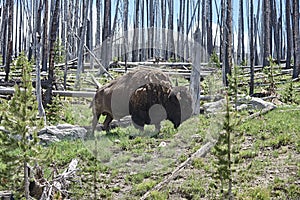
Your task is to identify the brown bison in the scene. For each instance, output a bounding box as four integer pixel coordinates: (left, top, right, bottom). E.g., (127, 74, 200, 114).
(129, 83, 193, 131)
(91, 68, 172, 133)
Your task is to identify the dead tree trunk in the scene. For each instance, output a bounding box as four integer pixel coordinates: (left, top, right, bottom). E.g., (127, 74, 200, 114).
(123, 0, 128, 66)
(34, 0, 46, 123)
(190, 27, 201, 114)
(292, 0, 299, 78)
(102, 0, 111, 68)
(148, 0, 155, 59)
(286, 0, 292, 69)
(167, 0, 175, 60)
(41, 0, 49, 71)
(222, 0, 233, 86)
(96, 0, 101, 46)
(45, 0, 60, 105)
(132, 0, 140, 62)
(207, 0, 213, 56)
(5, 0, 13, 82)
(263, 0, 271, 67)
(75, 0, 89, 88)
(250, 0, 255, 95)
(1, 0, 8, 66)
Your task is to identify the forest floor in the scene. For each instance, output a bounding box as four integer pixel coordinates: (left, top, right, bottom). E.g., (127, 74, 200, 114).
(36, 104, 300, 200)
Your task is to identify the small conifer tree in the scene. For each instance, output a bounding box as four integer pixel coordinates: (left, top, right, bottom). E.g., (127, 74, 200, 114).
(0, 53, 43, 198)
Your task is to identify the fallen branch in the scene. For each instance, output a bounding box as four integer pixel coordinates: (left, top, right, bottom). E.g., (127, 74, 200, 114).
(241, 106, 276, 124)
(140, 141, 215, 200)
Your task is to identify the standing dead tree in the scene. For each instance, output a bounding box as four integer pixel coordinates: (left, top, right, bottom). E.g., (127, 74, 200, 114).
(5, 0, 13, 82)
(292, 0, 299, 78)
(222, 0, 233, 86)
(286, 0, 292, 69)
(45, 0, 60, 105)
(75, 0, 89, 89)
(263, 0, 271, 67)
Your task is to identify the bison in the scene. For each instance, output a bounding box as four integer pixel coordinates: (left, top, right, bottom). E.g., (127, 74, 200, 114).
(91, 68, 172, 133)
(129, 83, 193, 131)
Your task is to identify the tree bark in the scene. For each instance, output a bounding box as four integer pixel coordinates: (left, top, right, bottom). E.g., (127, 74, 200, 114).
(75, 0, 89, 88)
(41, 0, 49, 71)
(132, 0, 140, 62)
(148, 0, 154, 59)
(96, 0, 101, 47)
(286, 0, 292, 69)
(167, 0, 175, 59)
(45, 0, 60, 105)
(1, 0, 8, 66)
(250, 0, 255, 95)
(190, 27, 201, 115)
(5, 0, 13, 82)
(237, 0, 243, 64)
(222, 0, 232, 86)
(207, 0, 213, 56)
(123, 0, 128, 65)
(35, 0, 46, 123)
(101, 0, 111, 68)
(263, 0, 271, 67)
(292, 0, 299, 78)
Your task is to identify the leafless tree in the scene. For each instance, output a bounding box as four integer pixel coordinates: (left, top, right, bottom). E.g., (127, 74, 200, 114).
(45, 0, 60, 105)
(207, 0, 213, 56)
(75, 0, 89, 88)
(5, 0, 13, 82)
(222, 0, 233, 86)
(286, 0, 292, 69)
(263, 0, 271, 67)
(132, 0, 140, 62)
(292, 0, 299, 78)
(167, 0, 175, 59)
(250, 0, 255, 95)
(41, 0, 49, 71)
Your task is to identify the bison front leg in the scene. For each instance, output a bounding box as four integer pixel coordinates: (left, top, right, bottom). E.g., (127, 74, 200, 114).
(103, 114, 113, 131)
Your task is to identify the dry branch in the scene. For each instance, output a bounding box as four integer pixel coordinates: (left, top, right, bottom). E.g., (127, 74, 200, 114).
(140, 141, 215, 200)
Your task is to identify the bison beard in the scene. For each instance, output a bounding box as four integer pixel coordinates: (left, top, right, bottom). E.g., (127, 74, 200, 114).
(129, 83, 182, 131)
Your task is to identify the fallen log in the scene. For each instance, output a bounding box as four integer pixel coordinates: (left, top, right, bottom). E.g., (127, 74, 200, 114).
(140, 141, 215, 200)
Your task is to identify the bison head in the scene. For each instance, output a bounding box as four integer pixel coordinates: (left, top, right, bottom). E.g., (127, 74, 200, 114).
(166, 86, 193, 128)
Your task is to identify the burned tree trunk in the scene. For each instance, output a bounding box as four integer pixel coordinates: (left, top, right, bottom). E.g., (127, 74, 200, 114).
(45, 0, 60, 105)
(41, 0, 49, 71)
(167, 0, 175, 59)
(207, 0, 213, 56)
(286, 0, 292, 69)
(222, 0, 233, 86)
(250, 0, 255, 95)
(75, 0, 89, 88)
(263, 0, 271, 67)
(292, 0, 299, 78)
(132, 0, 140, 62)
(102, 0, 111, 68)
(5, 0, 13, 82)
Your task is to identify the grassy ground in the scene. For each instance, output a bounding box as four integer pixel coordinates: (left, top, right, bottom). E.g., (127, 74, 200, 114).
(20, 105, 299, 199)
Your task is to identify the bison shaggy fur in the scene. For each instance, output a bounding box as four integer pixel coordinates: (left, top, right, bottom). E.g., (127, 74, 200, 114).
(129, 83, 192, 131)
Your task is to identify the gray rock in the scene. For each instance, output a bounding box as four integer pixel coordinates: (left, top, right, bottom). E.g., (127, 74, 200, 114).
(203, 99, 226, 114)
(249, 97, 276, 109)
(38, 124, 87, 144)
